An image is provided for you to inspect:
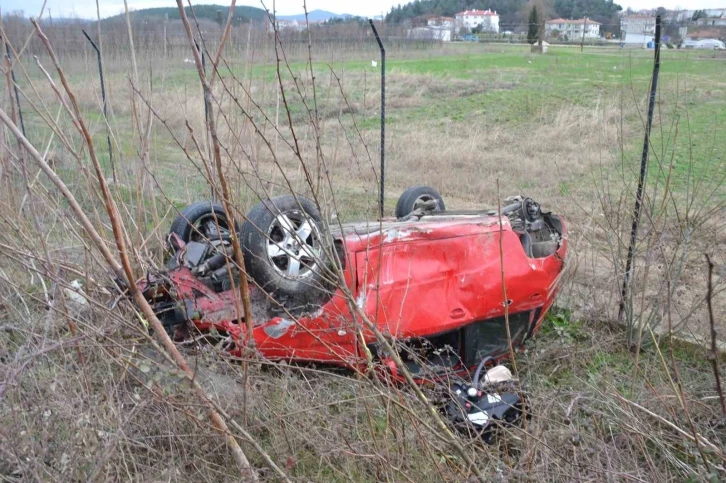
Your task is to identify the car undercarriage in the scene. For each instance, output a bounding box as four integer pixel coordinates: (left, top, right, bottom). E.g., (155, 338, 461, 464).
(136, 187, 567, 439)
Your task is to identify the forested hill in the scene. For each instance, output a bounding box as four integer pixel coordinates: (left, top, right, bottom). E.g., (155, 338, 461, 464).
(386, 0, 623, 31)
(105, 5, 267, 25)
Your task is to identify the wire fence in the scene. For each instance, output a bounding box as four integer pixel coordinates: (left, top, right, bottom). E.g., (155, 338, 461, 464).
(1, 15, 443, 69)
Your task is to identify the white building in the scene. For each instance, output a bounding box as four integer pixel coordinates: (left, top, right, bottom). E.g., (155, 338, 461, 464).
(663, 8, 726, 23)
(276, 19, 303, 31)
(621, 15, 656, 34)
(427, 16, 455, 29)
(696, 15, 726, 27)
(455, 9, 499, 33)
(408, 27, 451, 42)
(544, 18, 601, 39)
(704, 8, 726, 17)
(620, 15, 656, 44)
(666, 10, 695, 22)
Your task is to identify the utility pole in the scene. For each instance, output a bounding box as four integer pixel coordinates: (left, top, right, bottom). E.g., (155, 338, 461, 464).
(581, 17, 587, 51)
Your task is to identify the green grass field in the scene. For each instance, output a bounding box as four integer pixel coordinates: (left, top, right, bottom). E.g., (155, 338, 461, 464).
(325, 45, 725, 196)
(22, 43, 725, 210)
(67, 44, 725, 207)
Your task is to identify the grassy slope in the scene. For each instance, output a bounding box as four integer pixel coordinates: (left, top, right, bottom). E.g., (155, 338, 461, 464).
(177, 43, 721, 210)
(317, 44, 726, 195)
(23, 44, 726, 209)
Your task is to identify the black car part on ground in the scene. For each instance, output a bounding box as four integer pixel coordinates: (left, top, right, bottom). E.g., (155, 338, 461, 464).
(138, 271, 194, 335)
(443, 375, 525, 444)
(169, 201, 239, 243)
(503, 196, 562, 259)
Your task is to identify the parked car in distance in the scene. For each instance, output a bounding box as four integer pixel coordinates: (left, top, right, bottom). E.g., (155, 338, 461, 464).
(686, 38, 726, 50)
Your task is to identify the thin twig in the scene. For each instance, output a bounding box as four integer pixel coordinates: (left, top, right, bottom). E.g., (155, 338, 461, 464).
(705, 254, 726, 417)
(614, 393, 723, 457)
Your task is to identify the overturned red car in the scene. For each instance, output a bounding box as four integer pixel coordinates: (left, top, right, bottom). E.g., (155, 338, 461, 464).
(139, 187, 567, 381)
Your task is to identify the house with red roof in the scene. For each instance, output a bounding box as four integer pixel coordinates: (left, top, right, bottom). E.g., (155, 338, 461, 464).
(455, 9, 499, 33)
(427, 16, 456, 29)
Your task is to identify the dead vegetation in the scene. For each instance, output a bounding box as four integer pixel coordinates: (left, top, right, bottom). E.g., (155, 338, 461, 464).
(0, 2, 725, 481)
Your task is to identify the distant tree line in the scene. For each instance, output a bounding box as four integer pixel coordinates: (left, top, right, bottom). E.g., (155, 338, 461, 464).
(552, 0, 621, 25)
(105, 5, 268, 25)
(326, 16, 371, 26)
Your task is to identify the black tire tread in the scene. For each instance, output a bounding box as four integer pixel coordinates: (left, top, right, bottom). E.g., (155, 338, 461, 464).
(395, 186, 446, 218)
(169, 201, 238, 242)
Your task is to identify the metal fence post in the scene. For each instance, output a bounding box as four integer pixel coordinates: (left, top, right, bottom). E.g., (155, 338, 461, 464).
(82, 29, 115, 183)
(369, 19, 386, 218)
(618, 15, 662, 328)
(195, 39, 209, 124)
(4, 42, 25, 137)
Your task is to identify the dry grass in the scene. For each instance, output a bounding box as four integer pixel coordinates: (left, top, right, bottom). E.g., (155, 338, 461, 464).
(2, 278, 724, 481)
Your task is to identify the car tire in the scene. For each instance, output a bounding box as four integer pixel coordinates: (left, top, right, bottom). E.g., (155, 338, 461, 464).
(395, 186, 446, 218)
(240, 195, 331, 303)
(169, 201, 239, 243)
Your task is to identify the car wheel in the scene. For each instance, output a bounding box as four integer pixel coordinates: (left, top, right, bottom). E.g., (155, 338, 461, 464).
(395, 186, 446, 218)
(240, 195, 330, 302)
(169, 201, 239, 243)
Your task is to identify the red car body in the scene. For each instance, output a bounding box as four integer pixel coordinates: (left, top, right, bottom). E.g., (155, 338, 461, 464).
(140, 210, 567, 377)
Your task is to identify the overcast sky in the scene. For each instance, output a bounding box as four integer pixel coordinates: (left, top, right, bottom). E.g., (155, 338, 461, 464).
(2, 0, 725, 20)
